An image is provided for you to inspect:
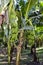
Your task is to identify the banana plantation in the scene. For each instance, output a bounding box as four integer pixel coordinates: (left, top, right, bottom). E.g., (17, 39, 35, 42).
(0, 0, 43, 65)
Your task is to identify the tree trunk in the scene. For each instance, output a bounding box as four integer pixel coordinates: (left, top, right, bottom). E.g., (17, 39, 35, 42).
(8, 41, 11, 64)
(16, 30, 24, 65)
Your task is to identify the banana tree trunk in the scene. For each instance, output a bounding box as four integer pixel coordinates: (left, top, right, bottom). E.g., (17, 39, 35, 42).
(16, 30, 24, 65)
(7, 24, 11, 64)
(8, 40, 11, 64)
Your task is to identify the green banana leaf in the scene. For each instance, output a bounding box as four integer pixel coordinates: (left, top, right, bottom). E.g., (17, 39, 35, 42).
(25, 0, 38, 20)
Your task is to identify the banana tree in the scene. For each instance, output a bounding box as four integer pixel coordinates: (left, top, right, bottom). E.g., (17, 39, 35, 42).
(3, 0, 39, 64)
(0, 0, 39, 64)
(14, 0, 38, 65)
(0, 0, 42, 65)
(1, 0, 14, 63)
(7, 0, 18, 63)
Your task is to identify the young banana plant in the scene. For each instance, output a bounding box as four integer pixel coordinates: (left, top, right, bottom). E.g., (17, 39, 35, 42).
(15, 0, 38, 65)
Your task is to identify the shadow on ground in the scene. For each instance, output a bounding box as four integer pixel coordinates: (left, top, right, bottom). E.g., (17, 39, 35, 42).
(27, 61, 43, 65)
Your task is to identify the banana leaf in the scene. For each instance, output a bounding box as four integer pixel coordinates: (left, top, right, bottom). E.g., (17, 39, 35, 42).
(25, 0, 38, 20)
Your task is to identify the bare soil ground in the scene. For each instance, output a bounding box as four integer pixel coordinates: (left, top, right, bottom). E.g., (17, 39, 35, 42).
(0, 46, 43, 65)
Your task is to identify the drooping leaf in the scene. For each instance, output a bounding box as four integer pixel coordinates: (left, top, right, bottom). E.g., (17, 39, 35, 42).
(25, 0, 38, 20)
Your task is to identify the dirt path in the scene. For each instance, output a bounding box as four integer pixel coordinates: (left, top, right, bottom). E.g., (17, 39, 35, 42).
(0, 47, 43, 65)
